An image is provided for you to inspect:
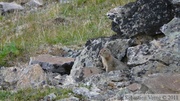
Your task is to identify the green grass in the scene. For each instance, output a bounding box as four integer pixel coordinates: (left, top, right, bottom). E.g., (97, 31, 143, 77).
(0, 0, 135, 66)
(0, 88, 73, 101)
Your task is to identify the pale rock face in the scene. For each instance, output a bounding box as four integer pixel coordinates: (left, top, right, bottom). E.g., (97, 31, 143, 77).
(26, 0, 43, 7)
(160, 17, 180, 37)
(1, 64, 46, 90)
(143, 73, 180, 93)
(0, 2, 24, 14)
(16, 64, 46, 89)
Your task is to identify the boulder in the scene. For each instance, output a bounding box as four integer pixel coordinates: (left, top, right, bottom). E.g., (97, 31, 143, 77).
(80, 70, 132, 100)
(16, 64, 46, 89)
(128, 36, 180, 77)
(29, 54, 74, 75)
(1, 64, 46, 90)
(70, 38, 131, 81)
(0, 2, 24, 15)
(127, 35, 180, 66)
(143, 73, 180, 93)
(107, 0, 174, 37)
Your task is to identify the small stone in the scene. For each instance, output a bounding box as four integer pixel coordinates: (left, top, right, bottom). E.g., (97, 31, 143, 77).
(54, 75, 61, 80)
(108, 82, 116, 89)
(44, 93, 57, 101)
(127, 83, 141, 92)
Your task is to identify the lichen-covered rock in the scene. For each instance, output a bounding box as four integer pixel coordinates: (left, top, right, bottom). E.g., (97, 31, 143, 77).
(73, 87, 101, 100)
(0, 64, 47, 90)
(16, 64, 46, 89)
(107, 0, 174, 37)
(70, 38, 109, 81)
(80, 70, 132, 100)
(104, 39, 131, 60)
(1, 67, 21, 90)
(70, 38, 131, 81)
(128, 37, 180, 78)
(143, 73, 180, 93)
(29, 54, 74, 75)
(127, 35, 180, 67)
(160, 17, 180, 37)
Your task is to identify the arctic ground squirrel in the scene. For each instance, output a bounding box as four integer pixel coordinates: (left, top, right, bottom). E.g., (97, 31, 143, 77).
(99, 48, 128, 72)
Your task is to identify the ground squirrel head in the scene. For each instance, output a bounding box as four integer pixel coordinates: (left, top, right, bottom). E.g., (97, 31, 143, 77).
(99, 48, 111, 58)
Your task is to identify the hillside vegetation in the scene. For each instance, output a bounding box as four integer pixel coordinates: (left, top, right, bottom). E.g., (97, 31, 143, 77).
(0, 0, 134, 66)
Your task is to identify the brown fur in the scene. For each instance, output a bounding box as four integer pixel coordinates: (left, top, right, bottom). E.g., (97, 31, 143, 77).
(99, 48, 128, 72)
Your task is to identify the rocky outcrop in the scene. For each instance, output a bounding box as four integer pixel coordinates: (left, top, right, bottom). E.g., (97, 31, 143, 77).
(70, 38, 131, 81)
(0, 0, 180, 100)
(67, 1, 180, 100)
(29, 54, 74, 75)
(107, 0, 174, 37)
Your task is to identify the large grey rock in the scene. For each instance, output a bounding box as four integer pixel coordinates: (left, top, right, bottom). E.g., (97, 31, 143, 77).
(107, 0, 174, 37)
(16, 64, 46, 89)
(70, 38, 109, 81)
(1, 64, 46, 90)
(143, 73, 180, 94)
(160, 17, 180, 37)
(128, 37, 180, 78)
(29, 54, 74, 75)
(81, 70, 132, 100)
(0, 2, 24, 15)
(127, 36, 180, 67)
(70, 38, 130, 81)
